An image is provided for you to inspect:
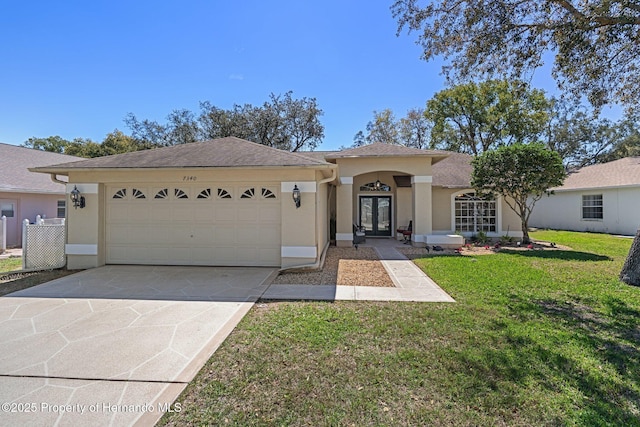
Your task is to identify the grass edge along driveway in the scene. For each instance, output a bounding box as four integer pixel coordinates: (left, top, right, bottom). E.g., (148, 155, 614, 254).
(160, 230, 640, 426)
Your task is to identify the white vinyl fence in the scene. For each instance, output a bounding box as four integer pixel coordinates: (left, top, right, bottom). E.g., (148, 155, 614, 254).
(22, 217, 66, 270)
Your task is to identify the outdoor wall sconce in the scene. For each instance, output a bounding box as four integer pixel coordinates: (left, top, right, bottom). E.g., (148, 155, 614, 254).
(292, 184, 301, 208)
(70, 185, 86, 209)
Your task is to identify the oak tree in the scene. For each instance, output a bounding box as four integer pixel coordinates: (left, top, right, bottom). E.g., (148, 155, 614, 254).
(392, 0, 640, 112)
(471, 143, 566, 243)
(426, 80, 550, 155)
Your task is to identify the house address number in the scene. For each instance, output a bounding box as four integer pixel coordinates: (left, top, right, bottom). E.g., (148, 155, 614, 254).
(183, 176, 197, 181)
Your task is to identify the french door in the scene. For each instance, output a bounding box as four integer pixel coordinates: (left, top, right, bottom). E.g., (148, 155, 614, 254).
(359, 196, 392, 236)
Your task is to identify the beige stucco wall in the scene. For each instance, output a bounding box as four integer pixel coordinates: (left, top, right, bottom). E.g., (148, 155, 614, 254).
(64, 167, 334, 269)
(396, 188, 412, 231)
(530, 187, 640, 235)
(335, 156, 432, 178)
(432, 188, 455, 232)
(0, 192, 65, 247)
(65, 184, 102, 269)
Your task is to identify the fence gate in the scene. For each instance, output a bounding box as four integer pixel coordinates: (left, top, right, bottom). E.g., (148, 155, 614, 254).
(22, 218, 66, 270)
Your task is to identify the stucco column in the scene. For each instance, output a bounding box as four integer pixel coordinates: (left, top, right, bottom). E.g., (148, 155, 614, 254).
(335, 176, 353, 247)
(66, 183, 101, 269)
(412, 176, 432, 246)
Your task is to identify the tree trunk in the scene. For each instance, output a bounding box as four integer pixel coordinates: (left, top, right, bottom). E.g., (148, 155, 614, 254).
(620, 229, 640, 287)
(521, 215, 530, 244)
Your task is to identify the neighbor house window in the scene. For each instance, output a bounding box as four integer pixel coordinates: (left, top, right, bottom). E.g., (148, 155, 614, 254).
(57, 200, 66, 218)
(582, 195, 603, 220)
(0, 203, 14, 217)
(454, 192, 497, 233)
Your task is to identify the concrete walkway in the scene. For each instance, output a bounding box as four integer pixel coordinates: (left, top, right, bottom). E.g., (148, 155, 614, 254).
(262, 239, 455, 303)
(0, 248, 22, 260)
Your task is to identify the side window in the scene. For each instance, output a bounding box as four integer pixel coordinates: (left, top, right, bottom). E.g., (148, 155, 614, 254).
(0, 203, 15, 217)
(57, 200, 66, 218)
(582, 194, 603, 220)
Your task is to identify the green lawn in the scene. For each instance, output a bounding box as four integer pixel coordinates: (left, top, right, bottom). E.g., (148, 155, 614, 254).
(0, 257, 22, 274)
(161, 231, 640, 426)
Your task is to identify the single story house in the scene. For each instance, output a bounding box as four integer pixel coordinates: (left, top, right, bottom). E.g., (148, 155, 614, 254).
(0, 143, 81, 247)
(530, 157, 640, 236)
(32, 137, 523, 269)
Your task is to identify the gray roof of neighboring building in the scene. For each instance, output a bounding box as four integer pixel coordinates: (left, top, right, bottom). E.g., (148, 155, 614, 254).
(553, 157, 640, 192)
(0, 143, 82, 194)
(33, 137, 333, 172)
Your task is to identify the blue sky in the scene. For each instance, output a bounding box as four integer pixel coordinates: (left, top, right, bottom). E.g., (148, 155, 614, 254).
(0, 1, 619, 152)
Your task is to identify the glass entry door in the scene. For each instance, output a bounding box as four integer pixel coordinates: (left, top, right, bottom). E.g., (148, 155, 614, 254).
(359, 196, 392, 236)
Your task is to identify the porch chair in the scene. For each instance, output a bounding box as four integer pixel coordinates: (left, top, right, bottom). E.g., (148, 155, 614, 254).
(396, 220, 412, 244)
(353, 223, 366, 245)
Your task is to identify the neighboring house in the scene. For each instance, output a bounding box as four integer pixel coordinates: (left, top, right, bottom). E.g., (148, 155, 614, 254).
(530, 157, 640, 236)
(0, 143, 82, 247)
(32, 137, 522, 270)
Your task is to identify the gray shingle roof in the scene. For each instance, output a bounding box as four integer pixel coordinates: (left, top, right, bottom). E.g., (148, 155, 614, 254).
(0, 143, 82, 194)
(553, 157, 640, 191)
(325, 142, 449, 161)
(34, 137, 332, 171)
(432, 152, 473, 188)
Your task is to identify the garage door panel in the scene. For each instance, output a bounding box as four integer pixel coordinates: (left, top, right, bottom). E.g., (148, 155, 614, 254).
(191, 225, 214, 242)
(170, 206, 194, 222)
(260, 248, 280, 264)
(129, 205, 151, 219)
(212, 246, 237, 263)
(107, 205, 132, 222)
(237, 207, 258, 222)
(148, 207, 169, 221)
(236, 227, 258, 245)
(193, 206, 214, 220)
(260, 206, 280, 222)
(214, 206, 236, 221)
(259, 227, 280, 245)
(106, 184, 282, 266)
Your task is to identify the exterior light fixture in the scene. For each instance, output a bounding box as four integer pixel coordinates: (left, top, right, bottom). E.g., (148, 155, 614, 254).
(70, 185, 86, 209)
(292, 184, 301, 208)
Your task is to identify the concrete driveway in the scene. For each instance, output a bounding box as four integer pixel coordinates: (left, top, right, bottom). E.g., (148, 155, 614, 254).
(0, 265, 276, 426)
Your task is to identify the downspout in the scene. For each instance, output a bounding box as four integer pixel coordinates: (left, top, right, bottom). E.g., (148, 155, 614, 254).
(279, 167, 337, 272)
(50, 174, 67, 185)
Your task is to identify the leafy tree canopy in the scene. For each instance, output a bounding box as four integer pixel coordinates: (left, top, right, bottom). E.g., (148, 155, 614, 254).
(471, 143, 566, 243)
(125, 91, 324, 152)
(392, 0, 640, 113)
(426, 79, 550, 155)
(22, 136, 71, 154)
(352, 107, 431, 149)
(544, 98, 640, 167)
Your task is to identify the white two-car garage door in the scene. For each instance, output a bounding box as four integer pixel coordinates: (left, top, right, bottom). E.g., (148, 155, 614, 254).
(106, 184, 281, 266)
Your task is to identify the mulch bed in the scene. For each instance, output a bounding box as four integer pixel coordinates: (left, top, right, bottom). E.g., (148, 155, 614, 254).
(272, 246, 395, 287)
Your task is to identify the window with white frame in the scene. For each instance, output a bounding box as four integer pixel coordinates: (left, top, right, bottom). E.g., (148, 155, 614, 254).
(454, 192, 497, 233)
(57, 200, 66, 218)
(0, 202, 14, 217)
(582, 194, 603, 220)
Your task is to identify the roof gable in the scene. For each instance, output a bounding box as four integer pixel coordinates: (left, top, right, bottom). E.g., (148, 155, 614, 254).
(325, 142, 449, 160)
(0, 143, 82, 194)
(35, 137, 331, 171)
